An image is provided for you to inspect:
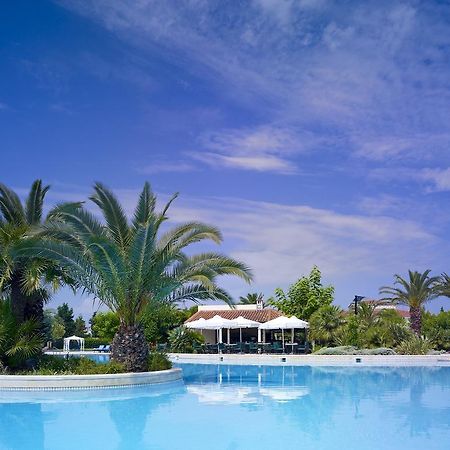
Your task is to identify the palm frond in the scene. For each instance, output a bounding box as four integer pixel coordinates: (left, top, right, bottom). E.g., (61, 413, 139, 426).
(25, 180, 50, 225)
(0, 183, 25, 225)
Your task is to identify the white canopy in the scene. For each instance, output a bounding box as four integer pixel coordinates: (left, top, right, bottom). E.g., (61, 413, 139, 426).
(230, 316, 261, 329)
(185, 318, 208, 329)
(259, 316, 309, 330)
(63, 335, 85, 352)
(200, 315, 235, 330)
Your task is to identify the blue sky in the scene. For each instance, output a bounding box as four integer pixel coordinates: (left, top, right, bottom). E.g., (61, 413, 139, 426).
(2, 0, 450, 318)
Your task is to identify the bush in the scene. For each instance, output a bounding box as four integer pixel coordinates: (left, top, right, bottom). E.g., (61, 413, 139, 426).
(84, 337, 111, 349)
(396, 336, 432, 355)
(148, 352, 172, 371)
(314, 346, 396, 355)
(28, 355, 125, 375)
(168, 326, 204, 353)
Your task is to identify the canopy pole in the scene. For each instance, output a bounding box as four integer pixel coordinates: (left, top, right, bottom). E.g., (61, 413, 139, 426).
(258, 328, 261, 343)
(227, 328, 230, 344)
(239, 328, 242, 343)
(282, 329, 285, 352)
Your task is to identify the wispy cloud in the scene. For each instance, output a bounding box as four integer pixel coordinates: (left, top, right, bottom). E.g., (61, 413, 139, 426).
(137, 160, 196, 175)
(420, 167, 450, 192)
(189, 126, 306, 174)
(57, 0, 450, 179)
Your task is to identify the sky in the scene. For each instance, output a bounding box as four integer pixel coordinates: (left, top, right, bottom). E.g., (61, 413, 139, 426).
(1, 0, 450, 318)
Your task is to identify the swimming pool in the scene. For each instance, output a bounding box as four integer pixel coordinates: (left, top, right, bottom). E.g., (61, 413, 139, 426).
(0, 363, 449, 449)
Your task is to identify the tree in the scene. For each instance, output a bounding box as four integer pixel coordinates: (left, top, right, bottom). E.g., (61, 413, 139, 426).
(0, 181, 75, 324)
(269, 266, 334, 319)
(0, 299, 43, 370)
(380, 270, 440, 335)
(309, 305, 345, 346)
(56, 303, 75, 337)
(23, 182, 252, 371)
(51, 318, 65, 341)
(239, 292, 264, 305)
(74, 315, 87, 336)
(91, 311, 120, 340)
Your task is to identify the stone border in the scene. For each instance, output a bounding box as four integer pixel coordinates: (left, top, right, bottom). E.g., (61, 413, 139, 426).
(169, 353, 450, 367)
(0, 368, 182, 391)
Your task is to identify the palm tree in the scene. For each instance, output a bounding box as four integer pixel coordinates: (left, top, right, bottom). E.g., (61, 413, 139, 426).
(0, 181, 73, 324)
(380, 270, 440, 335)
(309, 305, 345, 346)
(21, 182, 252, 372)
(239, 292, 264, 305)
(0, 299, 43, 370)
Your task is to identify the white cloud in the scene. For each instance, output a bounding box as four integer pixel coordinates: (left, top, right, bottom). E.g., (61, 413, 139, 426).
(56, 0, 450, 176)
(137, 161, 195, 174)
(421, 167, 450, 192)
(190, 126, 305, 173)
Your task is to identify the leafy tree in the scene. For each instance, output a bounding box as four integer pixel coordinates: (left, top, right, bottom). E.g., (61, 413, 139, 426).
(0, 300, 43, 370)
(167, 326, 204, 353)
(0, 181, 75, 325)
(269, 266, 334, 319)
(309, 305, 345, 346)
(56, 303, 75, 337)
(51, 318, 65, 341)
(74, 315, 87, 336)
(422, 310, 450, 350)
(22, 182, 252, 371)
(380, 270, 440, 335)
(239, 292, 264, 305)
(91, 311, 120, 340)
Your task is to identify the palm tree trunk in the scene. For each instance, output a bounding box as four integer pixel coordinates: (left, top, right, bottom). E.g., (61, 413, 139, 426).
(410, 306, 422, 335)
(10, 272, 26, 324)
(111, 323, 149, 372)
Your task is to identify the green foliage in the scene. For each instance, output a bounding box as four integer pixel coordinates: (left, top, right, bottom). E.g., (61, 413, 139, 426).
(56, 303, 75, 336)
(0, 181, 77, 324)
(309, 304, 345, 346)
(51, 318, 65, 340)
(141, 301, 197, 343)
(396, 335, 433, 355)
(19, 182, 252, 331)
(422, 310, 450, 351)
(32, 355, 125, 375)
(0, 300, 43, 370)
(168, 326, 204, 353)
(314, 346, 396, 355)
(83, 337, 111, 349)
(90, 311, 120, 340)
(148, 352, 172, 371)
(269, 266, 334, 319)
(380, 270, 440, 334)
(239, 293, 264, 305)
(74, 315, 87, 336)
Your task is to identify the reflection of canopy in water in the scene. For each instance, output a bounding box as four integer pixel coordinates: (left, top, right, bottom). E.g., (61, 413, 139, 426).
(187, 385, 258, 405)
(259, 386, 309, 402)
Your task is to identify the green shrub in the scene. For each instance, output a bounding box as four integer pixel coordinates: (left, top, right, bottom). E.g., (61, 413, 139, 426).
(396, 336, 432, 355)
(168, 326, 204, 353)
(28, 355, 125, 375)
(314, 346, 396, 355)
(148, 352, 172, 371)
(84, 337, 111, 349)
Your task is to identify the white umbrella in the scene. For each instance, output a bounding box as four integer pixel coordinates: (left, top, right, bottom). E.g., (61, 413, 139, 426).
(230, 316, 260, 343)
(185, 318, 208, 329)
(259, 316, 309, 351)
(201, 315, 235, 343)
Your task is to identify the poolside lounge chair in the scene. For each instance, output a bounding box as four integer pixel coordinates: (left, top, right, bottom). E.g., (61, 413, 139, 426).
(94, 345, 105, 352)
(192, 342, 204, 354)
(103, 345, 111, 352)
(248, 342, 258, 354)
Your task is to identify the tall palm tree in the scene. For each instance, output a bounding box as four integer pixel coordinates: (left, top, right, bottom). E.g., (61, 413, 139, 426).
(21, 182, 252, 372)
(0, 181, 72, 324)
(380, 270, 440, 335)
(239, 292, 264, 305)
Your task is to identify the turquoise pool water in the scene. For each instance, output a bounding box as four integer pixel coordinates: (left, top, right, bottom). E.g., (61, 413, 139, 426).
(0, 364, 449, 449)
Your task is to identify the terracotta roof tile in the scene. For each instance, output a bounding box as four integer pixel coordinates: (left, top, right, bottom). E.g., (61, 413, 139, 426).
(185, 308, 282, 323)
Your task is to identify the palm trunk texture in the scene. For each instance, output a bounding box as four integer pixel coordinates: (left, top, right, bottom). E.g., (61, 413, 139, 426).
(111, 324, 149, 372)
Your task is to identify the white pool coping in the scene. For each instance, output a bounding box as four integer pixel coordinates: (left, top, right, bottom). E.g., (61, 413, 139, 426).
(169, 353, 450, 367)
(0, 368, 182, 391)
